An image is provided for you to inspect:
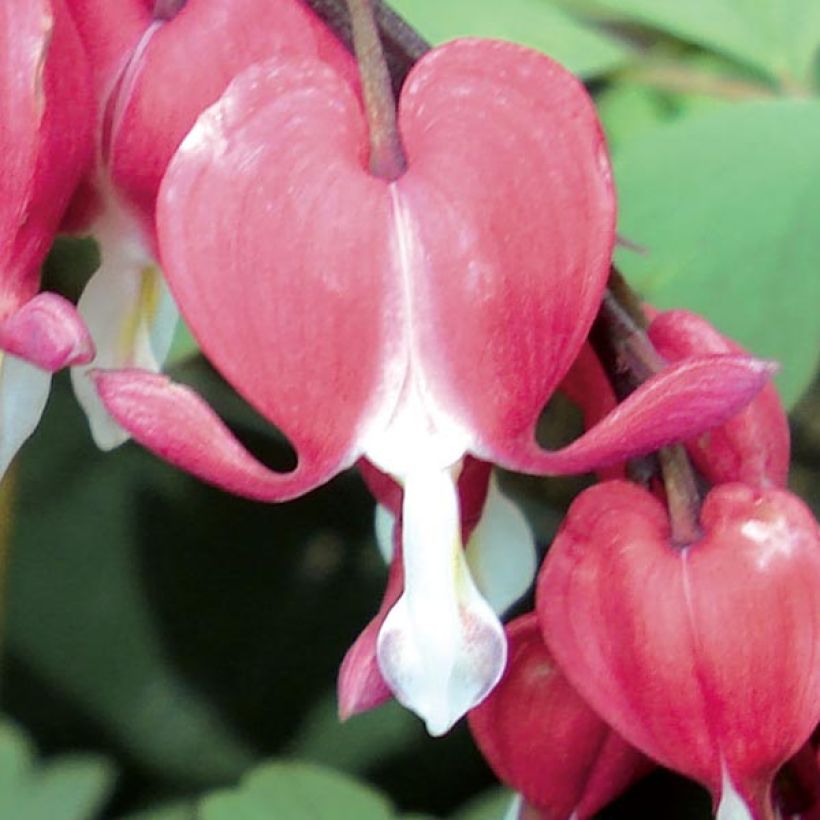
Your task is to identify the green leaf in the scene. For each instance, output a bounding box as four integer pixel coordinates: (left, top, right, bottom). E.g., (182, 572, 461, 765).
(389, 0, 630, 78)
(0, 720, 115, 820)
(613, 99, 820, 407)
(590, 0, 820, 89)
(6, 367, 382, 790)
(451, 788, 513, 820)
(199, 761, 397, 820)
(286, 693, 423, 774)
(166, 318, 199, 367)
(116, 801, 197, 820)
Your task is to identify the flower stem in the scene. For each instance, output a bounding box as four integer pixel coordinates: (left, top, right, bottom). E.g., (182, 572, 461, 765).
(153, 0, 185, 20)
(305, 0, 429, 91)
(593, 267, 703, 545)
(346, 0, 408, 180)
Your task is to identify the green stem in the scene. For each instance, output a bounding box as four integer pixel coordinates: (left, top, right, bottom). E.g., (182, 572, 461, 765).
(346, 0, 408, 180)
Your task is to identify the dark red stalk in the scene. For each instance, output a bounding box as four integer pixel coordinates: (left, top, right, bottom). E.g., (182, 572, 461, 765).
(593, 269, 703, 545)
(346, 0, 407, 180)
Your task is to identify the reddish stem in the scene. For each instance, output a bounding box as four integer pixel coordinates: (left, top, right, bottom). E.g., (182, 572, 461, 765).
(346, 0, 407, 180)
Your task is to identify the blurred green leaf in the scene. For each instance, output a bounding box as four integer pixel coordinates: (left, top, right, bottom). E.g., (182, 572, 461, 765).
(286, 693, 424, 774)
(389, 0, 630, 78)
(597, 84, 671, 148)
(590, 0, 820, 90)
(451, 788, 512, 820)
(166, 318, 199, 367)
(5, 368, 383, 794)
(199, 761, 397, 820)
(116, 801, 196, 820)
(0, 720, 115, 820)
(614, 99, 820, 407)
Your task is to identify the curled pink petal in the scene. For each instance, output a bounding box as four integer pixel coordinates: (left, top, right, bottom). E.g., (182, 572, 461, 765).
(496, 355, 776, 476)
(0, 293, 94, 371)
(558, 343, 624, 481)
(92, 368, 342, 500)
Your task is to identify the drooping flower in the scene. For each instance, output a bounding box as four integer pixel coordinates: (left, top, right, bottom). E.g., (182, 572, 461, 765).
(63, 0, 357, 448)
(537, 480, 820, 820)
(94, 38, 774, 732)
(0, 0, 94, 476)
(468, 613, 652, 819)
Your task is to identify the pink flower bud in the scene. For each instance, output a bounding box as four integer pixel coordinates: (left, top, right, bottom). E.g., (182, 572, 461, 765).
(538, 480, 820, 819)
(648, 309, 790, 488)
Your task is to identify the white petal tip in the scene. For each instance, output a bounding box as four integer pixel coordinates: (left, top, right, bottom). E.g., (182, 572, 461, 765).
(716, 770, 754, 820)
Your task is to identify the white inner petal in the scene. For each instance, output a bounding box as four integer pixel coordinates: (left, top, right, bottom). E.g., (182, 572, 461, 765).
(71, 190, 179, 450)
(466, 473, 536, 616)
(716, 765, 754, 820)
(373, 503, 396, 564)
(504, 794, 524, 820)
(375, 464, 506, 736)
(0, 353, 51, 477)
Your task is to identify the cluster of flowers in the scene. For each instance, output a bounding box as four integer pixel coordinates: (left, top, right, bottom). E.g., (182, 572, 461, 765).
(3, 0, 817, 817)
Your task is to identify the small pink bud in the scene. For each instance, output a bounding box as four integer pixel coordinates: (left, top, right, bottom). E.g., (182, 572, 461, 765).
(648, 309, 790, 488)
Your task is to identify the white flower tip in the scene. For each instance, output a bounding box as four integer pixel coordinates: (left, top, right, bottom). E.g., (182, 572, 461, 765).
(376, 591, 507, 736)
(716, 768, 754, 820)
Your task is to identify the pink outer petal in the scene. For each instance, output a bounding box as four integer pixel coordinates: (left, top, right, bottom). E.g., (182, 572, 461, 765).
(468, 613, 650, 818)
(92, 368, 337, 500)
(537, 481, 820, 811)
(63, 0, 150, 103)
(157, 57, 396, 487)
(395, 39, 615, 453)
(648, 309, 790, 488)
(0, 293, 94, 371)
(1, 0, 93, 310)
(499, 355, 775, 475)
(108, 0, 355, 221)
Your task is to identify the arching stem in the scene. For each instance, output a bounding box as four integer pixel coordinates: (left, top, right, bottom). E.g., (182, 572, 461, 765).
(346, 0, 408, 180)
(593, 268, 703, 545)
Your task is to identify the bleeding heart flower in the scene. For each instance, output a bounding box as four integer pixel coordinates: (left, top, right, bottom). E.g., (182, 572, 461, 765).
(468, 612, 652, 820)
(537, 480, 820, 820)
(63, 0, 357, 448)
(339, 458, 536, 721)
(0, 0, 94, 476)
(94, 39, 773, 732)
